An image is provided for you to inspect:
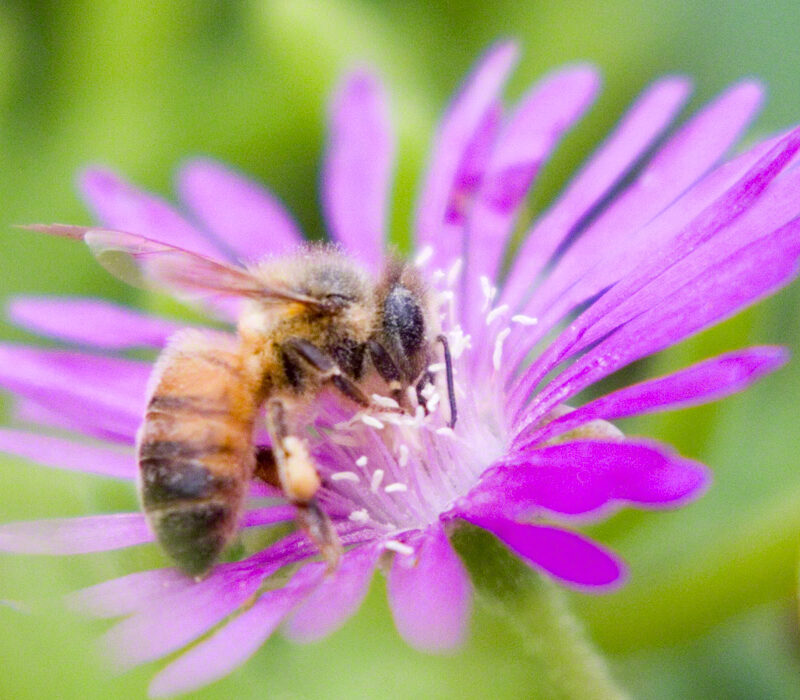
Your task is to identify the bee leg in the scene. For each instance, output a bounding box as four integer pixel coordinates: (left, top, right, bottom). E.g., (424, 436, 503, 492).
(295, 500, 342, 572)
(367, 339, 404, 405)
(265, 397, 343, 570)
(282, 338, 373, 409)
(415, 370, 435, 415)
(436, 334, 457, 428)
(253, 446, 281, 489)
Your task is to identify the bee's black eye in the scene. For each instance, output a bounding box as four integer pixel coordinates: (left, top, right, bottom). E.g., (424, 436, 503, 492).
(383, 285, 424, 356)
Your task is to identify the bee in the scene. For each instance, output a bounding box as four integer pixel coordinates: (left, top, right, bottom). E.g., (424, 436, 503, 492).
(30, 225, 457, 577)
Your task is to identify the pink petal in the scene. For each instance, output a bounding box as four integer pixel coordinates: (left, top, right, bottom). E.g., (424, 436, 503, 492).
(527, 346, 788, 446)
(462, 65, 600, 323)
(66, 568, 195, 618)
(148, 567, 319, 698)
(542, 81, 763, 300)
(464, 515, 626, 591)
(415, 41, 518, 270)
(518, 210, 800, 433)
(284, 543, 379, 642)
(323, 70, 394, 270)
(501, 77, 692, 307)
(510, 127, 800, 421)
(177, 158, 303, 263)
(0, 344, 147, 443)
(240, 505, 296, 529)
(103, 564, 268, 670)
(387, 525, 472, 652)
(0, 512, 152, 554)
(8, 296, 183, 349)
(464, 440, 708, 520)
(0, 428, 136, 479)
(502, 129, 786, 390)
(79, 168, 228, 260)
(101, 533, 318, 669)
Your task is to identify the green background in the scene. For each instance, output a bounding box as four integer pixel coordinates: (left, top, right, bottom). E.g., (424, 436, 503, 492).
(2, 1, 800, 697)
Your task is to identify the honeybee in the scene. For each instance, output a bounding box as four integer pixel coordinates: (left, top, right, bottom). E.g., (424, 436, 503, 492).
(31, 225, 457, 577)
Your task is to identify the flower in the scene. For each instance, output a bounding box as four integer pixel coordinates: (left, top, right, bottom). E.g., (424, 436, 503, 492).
(1, 40, 799, 696)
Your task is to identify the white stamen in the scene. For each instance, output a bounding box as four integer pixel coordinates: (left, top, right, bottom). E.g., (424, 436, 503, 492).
(425, 392, 441, 412)
(370, 469, 385, 493)
(414, 245, 434, 267)
(447, 326, 472, 359)
(370, 394, 400, 409)
(406, 386, 419, 407)
(384, 482, 408, 493)
(486, 304, 509, 325)
(437, 290, 454, 307)
(431, 269, 445, 283)
(384, 540, 414, 556)
(446, 258, 463, 287)
(436, 426, 455, 436)
(493, 327, 511, 371)
(355, 455, 368, 467)
(398, 444, 409, 467)
(428, 362, 446, 373)
(511, 314, 539, 326)
(331, 471, 360, 482)
(479, 275, 497, 312)
(420, 383, 436, 400)
(348, 509, 370, 523)
(361, 414, 384, 430)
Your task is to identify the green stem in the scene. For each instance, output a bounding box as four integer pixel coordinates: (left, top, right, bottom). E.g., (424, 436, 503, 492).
(451, 524, 628, 700)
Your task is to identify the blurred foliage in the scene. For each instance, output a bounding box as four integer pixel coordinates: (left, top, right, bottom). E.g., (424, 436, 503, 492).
(2, 0, 800, 698)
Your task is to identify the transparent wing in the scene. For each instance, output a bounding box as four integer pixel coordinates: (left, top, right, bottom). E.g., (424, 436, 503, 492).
(26, 225, 321, 307)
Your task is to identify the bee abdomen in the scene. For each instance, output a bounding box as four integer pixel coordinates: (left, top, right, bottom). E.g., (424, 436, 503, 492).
(145, 500, 238, 577)
(137, 331, 258, 577)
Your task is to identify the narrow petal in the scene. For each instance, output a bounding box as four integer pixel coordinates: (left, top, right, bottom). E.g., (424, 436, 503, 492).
(464, 440, 709, 520)
(387, 525, 472, 651)
(80, 168, 227, 259)
(517, 214, 800, 433)
(463, 515, 626, 591)
(0, 513, 152, 554)
(528, 347, 788, 446)
(284, 544, 379, 642)
(8, 296, 182, 349)
(323, 70, 393, 269)
(101, 533, 317, 669)
(544, 81, 763, 294)
(462, 65, 600, 322)
(415, 41, 518, 270)
(103, 565, 267, 670)
(510, 127, 800, 420)
(148, 567, 319, 698)
(0, 428, 136, 479)
(177, 159, 303, 263)
(240, 505, 297, 529)
(67, 569, 198, 618)
(501, 77, 692, 307)
(0, 345, 147, 442)
(502, 128, 786, 389)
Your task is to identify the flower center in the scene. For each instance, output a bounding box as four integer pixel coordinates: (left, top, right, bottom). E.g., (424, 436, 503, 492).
(308, 253, 512, 534)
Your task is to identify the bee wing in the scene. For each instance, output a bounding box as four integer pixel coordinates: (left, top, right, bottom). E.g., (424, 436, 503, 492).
(26, 224, 323, 307)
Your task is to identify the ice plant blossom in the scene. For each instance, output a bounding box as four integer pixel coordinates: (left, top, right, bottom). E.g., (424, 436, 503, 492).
(2, 41, 800, 696)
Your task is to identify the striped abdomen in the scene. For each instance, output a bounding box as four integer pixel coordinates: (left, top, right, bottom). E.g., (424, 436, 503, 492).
(138, 332, 259, 577)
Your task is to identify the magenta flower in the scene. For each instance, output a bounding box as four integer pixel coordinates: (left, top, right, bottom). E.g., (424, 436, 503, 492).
(2, 41, 799, 695)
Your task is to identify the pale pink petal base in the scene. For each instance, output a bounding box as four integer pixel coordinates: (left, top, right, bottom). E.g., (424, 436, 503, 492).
(387, 525, 472, 651)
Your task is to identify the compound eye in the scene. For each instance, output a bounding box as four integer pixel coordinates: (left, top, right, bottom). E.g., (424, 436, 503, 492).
(384, 286, 425, 356)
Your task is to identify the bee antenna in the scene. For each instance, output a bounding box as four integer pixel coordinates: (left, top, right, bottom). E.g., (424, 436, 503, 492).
(436, 334, 457, 428)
